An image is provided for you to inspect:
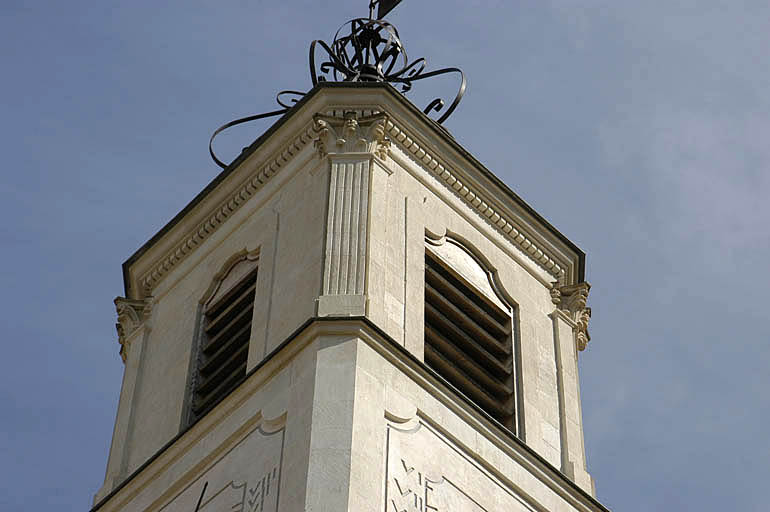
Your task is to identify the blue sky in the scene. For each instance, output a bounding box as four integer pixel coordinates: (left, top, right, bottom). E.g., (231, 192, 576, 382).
(2, 1, 769, 510)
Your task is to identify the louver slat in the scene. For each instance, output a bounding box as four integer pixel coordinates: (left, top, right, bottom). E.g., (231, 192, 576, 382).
(202, 303, 253, 355)
(204, 282, 257, 335)
(195, 341, 249, 396)
(425, 264, 510, 337)
(424, 302, 511, 378)
(425, 283, 510, 357)
(425, 253, 515, 430)
(425, 325, 513, 397)
(199, 322, 251, 376)
(192, 360, 247, 415)
(424, 344, 513, 421)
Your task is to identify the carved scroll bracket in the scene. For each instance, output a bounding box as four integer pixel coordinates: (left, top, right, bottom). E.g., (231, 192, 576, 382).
(550, 282, 591, 351)
(313, 111, 391, 161)
(115, 296, 154, 363)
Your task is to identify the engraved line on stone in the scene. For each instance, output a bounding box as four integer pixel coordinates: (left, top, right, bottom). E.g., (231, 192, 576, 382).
(357, 160, 370, 295)
(347, 161, 362, 294)
(323, 162, 338, 295)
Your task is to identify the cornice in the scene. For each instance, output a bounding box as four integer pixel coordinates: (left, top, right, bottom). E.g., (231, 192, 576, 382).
(384, 119, 567, 283)
(124, 84, 583, 296)
(136, 122, 319, 295)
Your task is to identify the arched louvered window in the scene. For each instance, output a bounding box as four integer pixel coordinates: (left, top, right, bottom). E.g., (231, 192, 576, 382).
(424, 248, 516, 431)
(189, 252, 258, 422)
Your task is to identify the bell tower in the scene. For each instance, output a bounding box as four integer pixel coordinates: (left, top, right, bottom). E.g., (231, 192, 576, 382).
(93, 4, 608, 512)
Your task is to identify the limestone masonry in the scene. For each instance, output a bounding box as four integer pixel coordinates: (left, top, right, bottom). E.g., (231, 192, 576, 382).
(94, 84, 608, 512)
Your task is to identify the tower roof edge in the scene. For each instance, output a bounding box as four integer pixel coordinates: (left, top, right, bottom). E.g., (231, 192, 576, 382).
(122, 82, 585, 298)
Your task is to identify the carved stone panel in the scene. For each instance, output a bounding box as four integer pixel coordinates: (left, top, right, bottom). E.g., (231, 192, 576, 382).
(385, 420, 535, 512)
(160, 416, 285, 512)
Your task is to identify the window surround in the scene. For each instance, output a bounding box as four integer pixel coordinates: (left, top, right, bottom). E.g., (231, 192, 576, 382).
(182, 248, 260, 427)
(424, 231, 521, 436)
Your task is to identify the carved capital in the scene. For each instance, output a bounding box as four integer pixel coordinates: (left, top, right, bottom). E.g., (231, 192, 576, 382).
(551, 281, 591, 351)
(115, 296, 153, 363)
(558, 282, 590, 313)
(313, 111, 390, 160)
(550, 285, 562, 306)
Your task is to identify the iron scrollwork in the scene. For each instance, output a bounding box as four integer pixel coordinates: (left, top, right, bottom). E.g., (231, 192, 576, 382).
(210, 10, 466, 169)
(309, 18, 466, 123)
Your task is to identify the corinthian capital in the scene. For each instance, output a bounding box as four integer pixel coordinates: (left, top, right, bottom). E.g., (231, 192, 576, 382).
(313, 111, 390, 160)
(115, 296, 153, 363)
(551, 282, 592, 351)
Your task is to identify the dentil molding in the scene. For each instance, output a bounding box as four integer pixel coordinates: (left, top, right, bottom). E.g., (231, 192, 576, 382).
(133, 105, 576, 297)
(137, 122, 320, 295)
(383, 119, 567, 283)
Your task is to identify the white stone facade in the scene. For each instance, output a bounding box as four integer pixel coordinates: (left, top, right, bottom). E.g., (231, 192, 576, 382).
(96, 84, 603, 512)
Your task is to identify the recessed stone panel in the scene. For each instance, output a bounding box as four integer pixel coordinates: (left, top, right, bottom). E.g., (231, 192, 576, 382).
(385, 419, 535, 512)
(160, 419, 285, 512)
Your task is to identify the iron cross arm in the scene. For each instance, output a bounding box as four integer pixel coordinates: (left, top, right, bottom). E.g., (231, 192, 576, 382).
(370, 0, 404, 19)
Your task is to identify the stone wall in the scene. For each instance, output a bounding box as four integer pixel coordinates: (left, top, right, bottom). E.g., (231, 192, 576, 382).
(100, 86, 596, 506)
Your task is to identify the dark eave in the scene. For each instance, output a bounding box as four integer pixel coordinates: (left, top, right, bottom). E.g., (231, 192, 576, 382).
(123, 82, 585, 296)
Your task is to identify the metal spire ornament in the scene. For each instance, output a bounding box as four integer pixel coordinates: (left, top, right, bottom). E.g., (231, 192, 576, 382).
(209, 0, 466, 169)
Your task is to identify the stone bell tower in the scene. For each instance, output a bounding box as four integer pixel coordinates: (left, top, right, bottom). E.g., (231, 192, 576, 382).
(93, 6, 608, 512)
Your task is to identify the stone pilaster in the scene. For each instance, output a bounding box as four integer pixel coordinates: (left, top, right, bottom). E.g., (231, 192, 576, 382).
(314, 111, 390, 317)
(98, 297, 154, 499)
(549, 282, 595, 495)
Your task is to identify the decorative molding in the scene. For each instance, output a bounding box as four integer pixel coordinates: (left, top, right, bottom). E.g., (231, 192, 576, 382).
(384, 119, 567, 282)
(200, 248, 260, 307)
(313, 111, 390, 160)
(425, 230, 512, 314)
(137, 122, 320, 295)
(550, 282, 591, 351)
(134, 102, 576, 297)
(114, 297, 154, 363)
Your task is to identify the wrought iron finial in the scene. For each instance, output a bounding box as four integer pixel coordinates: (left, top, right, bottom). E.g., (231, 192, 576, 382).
(309, 18, 465, 122)
(209, 2, 466, 169)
